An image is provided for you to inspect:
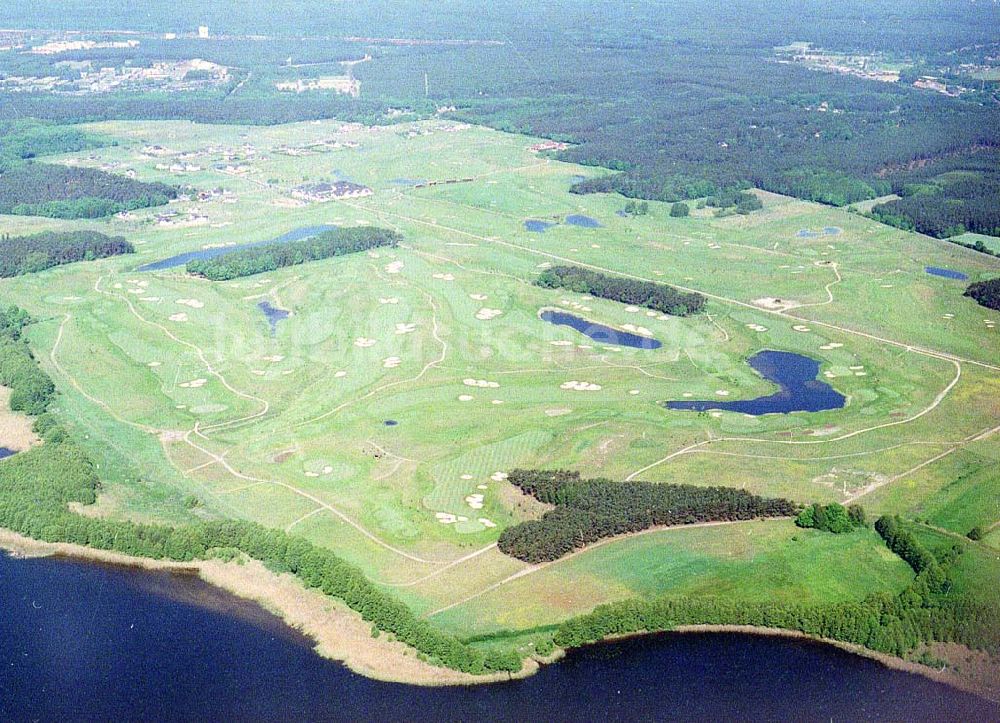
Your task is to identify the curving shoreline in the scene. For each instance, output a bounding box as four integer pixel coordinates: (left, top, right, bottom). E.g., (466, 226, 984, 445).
(1, 527, 996, 702)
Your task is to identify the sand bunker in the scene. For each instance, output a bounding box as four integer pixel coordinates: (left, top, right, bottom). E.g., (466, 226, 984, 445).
(819, 342, 844, 350)
(475, 308, 503, 321)
(491, 399, 504, 405)
(715, 389, 730, 396)
(479, 518, 497, 528)
(463, 378, 500, 389)
(621, 324, 653, 337)
(384, 261, 404, 274)
(179, 378, 207, 388)
(746, 323, 768, 332)
(624, 306, 640, 313)
(469, 294, 487, 301)
(561, 380, 602, 391)
(550, 340, 574, 346)
(545, 408, 572, 417)
(305, 471, 320, 478)
(379, 297, 400, 305)
(127, 288, 144, 295)
(753, 297, 799, 311)
(168, 313, 188, 322)
(458, 394, 474, 401)
(460, 474, 473, 480)
(354, 337, 377, 348)
(491, 472, 508, 482)
(436, 512, 457, 524)
(465, 494, 485, 510)
(141, 297, 161, 302)
(536, 262, 552, 270)
(263, 355, 284, 362)
(792, 325, 811, 332)
(432, 273, 455, 281)
(147, 361, 161, 368)
(176, 298, 204, 309)
(382, 357, 401, 368)
(629, 389, 640, 395)
(334, 371, 347, 378)
(395, 323, 416, 334)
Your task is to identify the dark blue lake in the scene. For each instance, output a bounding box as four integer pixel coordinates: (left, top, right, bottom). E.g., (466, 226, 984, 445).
(541, 310, 662, 349)
(0, 447, 15, 460)
(666, 350, 846, 415)
(138, 225, 337, 271)
(565, 214, 602, 228)
(524, 220, 556, 233)
(925, 266, 968, 280)
(257, 301, 290, 336)
(1, 552, 995, 721)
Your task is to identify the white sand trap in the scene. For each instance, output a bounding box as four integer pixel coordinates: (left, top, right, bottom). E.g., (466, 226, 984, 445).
(545, 408, 572, 417)
(624, 306, 640, 313)
(465, 494, 484, 509)
(458, 394, 474, 401)
(629, 389, 640, 395)
(479, 518, 497, 528)
(334, 370, 347, 378)
(113, 283, 123, 289)
(550, 340, 574, 346)
(849, 366, 864, 371)
(715, 389, 730, 396)
(432, 273, 455, 281)
(263, 355, 284, 362)
(395, 323, 416, 334)
(461, 474, 473, 480)
(382, 356, 401, 368)
(179, 378, 207, 388)
(569, 248, 579, 252)
(127, 288, 143, 295)
(141, 296, 161, 302)
(622, 324, 653, 337)
(682, 392, 693, 397)
(491, 472, 509, 482)
(168, 313, 188, 322)
(322, 466, 333, 474)
(561, 380, 602, 391)
(645, 311, 657, 317)
(653, 271, 664, 276)
(819, 342, 843, 350)
(477, 484, 489, 490)
(354, 337, 376, 348)
(854, 371, 867, 376)
(251, 370, 266, 376)
(176, 298, 205, 308)
(746, 324, 768, 332)
(710, 411, 723, 418)
(491, 399, 504, 405)
(942, 313, 954, 319)
(148, 361, 162, 367)
(754, 297, 798, 311)
(475, 308, 503, 321)
(384, 261, 404, 274)
(536, 262, 552, 269)
(469, 294, 488, 301)
(463, 378, 500, 389)
(709, 243, 721, 249)
(379, 297, 400, 305)
(305, 471, 320, 478)
(456, 516, 469, 522)
(824, 371, 836, 378)
(62, 296, 82, 301)
(591, 244, 601, 249)
(578, 344, 592, 350)
(880, 284, 894, 288)
(436, 512, 457, 524)
(792, 325, 811, 332)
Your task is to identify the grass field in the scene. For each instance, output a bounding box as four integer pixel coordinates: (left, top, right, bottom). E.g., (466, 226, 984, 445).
(1, 118, 998, 645)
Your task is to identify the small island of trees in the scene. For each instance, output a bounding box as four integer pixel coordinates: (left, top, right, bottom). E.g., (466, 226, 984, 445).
(536, 266, 706, 316)
(0, 230, 133, 278)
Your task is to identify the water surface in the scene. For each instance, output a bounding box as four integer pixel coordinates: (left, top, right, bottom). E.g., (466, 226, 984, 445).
(524, 220, 556, 233)
(257, 301, 290, 336)
(925, 266, 968, 280)
(0, 447, 15, 460)
(565, 214, 602, 228)
(1, 552, 995, 721)
(541, 310, 662, 349)
(139, 225, 336, 271)
(666, 350, 845, 414)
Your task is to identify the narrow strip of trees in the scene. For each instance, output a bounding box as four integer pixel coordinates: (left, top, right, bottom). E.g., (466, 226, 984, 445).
(795, 502, 866, 533)
(497, 469, 796, 563)
(536, 266, 706, 316)
(0, 231, 133, 277)
(187, 227, 401, 280)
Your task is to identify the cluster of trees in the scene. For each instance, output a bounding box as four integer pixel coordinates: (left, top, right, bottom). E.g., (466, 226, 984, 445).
(536, 266, 706, 317)
(669, 202, 689, 217)
(964, 278, 1000, 311)
(875, 515, 946, 591)
(705, 189, 764, 214)
(187, 227, 402, 280)
(795, 502, 866, 533)
(868, 150, 1000, 239)
(553, 517, 999, 661)
(0, 163, 176, 218)
(0, 308, 520, 676)
(0, 119, 108, 170)
(0, 231, 133, 277)
(621, 200, 650, 216)
(497, 469, 797, 563)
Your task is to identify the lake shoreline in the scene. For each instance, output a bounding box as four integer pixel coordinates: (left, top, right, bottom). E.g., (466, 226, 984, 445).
(1, 527, 996, 701)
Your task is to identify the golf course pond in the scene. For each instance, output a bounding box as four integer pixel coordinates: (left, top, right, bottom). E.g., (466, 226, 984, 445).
(0, 448, 14, 460)
(666, 350, 846, 415)
(925, 266, 968, 280)
(257, 300, 290, 335)
(541, 310, 662, 349)
(2, 551, 996, 721)
(138, 225, 337, 271)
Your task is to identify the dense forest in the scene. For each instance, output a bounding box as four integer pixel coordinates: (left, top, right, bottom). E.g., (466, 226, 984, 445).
(0, 163, 177, 218)
(0, 119, 109, 170)
(964, 278, 1000, 311)
(795, 502, 866, 533)
(0, 306, 519, 675)
(553, 516, 999, 661)
(868, 149, 1000, 239)
(187, 227, 401, 280)
(537, 266, 705, 316)
(0, 230, 133, 277)
(497, 469, 796, 563)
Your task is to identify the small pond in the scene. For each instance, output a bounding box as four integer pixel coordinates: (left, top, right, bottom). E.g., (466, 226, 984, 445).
(925, 266, 968, 280)
(565, 214, 602, 228)
(0, 447, 15, 460)
(257, 301, 290, 336)
(665, 350, 846, 415)
(139, 225, 337, 272)
(541, 310, 662, 350)
(524, 220, 557, 233)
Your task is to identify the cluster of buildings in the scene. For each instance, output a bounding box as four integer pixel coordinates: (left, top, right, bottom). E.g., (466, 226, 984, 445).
(290, 181, 373, 202)
(274, 75, 360, 96)
(1, 58, 230, 95)
(529, 140, 571, 153)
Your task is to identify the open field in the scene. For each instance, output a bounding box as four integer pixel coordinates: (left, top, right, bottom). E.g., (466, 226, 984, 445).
(1, 118, 999, 650)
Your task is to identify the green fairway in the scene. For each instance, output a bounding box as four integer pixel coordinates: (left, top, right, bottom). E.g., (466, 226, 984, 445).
(1, 117, 999, 644)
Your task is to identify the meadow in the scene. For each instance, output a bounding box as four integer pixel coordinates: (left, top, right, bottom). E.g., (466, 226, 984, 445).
(1, 118, 998, 646)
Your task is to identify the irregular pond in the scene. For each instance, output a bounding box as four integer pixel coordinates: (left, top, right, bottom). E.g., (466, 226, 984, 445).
(2, 552, 997, 721)
(257, 301, 290, 336)
(524, 220, 557, 233)
(925, 266, 968, 280)
(383, 420, 398, 426)
(796, 227, 841, 238)
(665, 350, 846, 415)
(565, 214, 602, 228)
(0, 447, 15, 460)
(541, 310, 662, 349)
(138, 225, 337, 271)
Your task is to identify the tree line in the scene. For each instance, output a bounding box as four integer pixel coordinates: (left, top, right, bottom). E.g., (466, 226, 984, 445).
(0, 163, 176, 219)
(964, 278, 1000, 311)
(536, 266, 706, 317)
(0, 306, 520, 676)
(795, 502, 866, 533)
(0, 231, 133, 278)
(187, 227, 402, 280)
(497, 469, 797, 563)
